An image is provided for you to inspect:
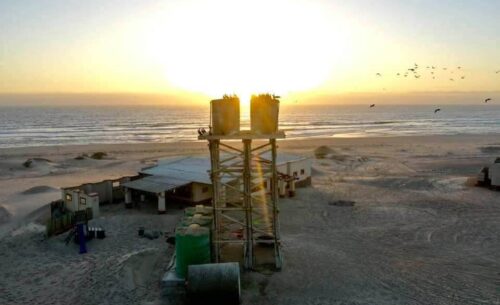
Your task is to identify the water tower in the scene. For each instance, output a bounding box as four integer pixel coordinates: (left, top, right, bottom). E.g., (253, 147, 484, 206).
(199, 94, 284, 270)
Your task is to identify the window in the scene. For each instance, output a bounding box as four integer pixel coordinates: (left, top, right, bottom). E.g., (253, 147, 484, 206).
(112, 181, 120, 188)
(263, 181, 268, 188)
(293, 171, 298, 177)
(65, 194, 72, 201)
(202, 186, 209, 193)
(300, 169, 305, 175)
(80, 197, 86, 205)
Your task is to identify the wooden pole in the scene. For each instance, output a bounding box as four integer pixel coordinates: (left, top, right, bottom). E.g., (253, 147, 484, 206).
(270, 139, 282, 269)
(243, 139, 253, 269)
(209, 139, 221, 262)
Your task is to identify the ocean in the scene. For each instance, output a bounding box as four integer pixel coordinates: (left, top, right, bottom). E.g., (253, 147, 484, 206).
(0, 104, 499, 148)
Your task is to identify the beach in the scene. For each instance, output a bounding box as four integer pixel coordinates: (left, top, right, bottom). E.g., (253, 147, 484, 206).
(3, 0, 500, 303)
(1, 134, 500, 304)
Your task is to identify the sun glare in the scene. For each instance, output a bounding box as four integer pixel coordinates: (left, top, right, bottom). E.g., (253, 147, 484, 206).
(138, 0, 353, 100)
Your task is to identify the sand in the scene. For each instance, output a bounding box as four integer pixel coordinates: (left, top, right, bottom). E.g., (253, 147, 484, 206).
(0, 134, 499, 305)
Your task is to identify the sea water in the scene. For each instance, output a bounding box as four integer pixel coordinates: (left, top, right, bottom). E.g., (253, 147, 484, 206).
(0, 104, 499, 148)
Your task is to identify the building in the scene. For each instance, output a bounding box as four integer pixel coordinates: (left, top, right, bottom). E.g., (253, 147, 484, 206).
(122, 153, 311, 213)
(275, 153, 312, 187)
(61, 176, 135, 217)
(61, 153, 311, 214)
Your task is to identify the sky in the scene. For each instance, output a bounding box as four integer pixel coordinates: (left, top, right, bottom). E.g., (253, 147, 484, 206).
(1, 0, 500, 105)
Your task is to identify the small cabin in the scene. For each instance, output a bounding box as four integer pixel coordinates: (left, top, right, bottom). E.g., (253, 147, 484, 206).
(61, 176, 136, 216)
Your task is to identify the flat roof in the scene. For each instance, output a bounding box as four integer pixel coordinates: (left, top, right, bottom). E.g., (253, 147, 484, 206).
(122, 175, 191, 194)
(129, 153, 308, 193)
(141, 157, 214, 184)
(140, 153, 308, 184)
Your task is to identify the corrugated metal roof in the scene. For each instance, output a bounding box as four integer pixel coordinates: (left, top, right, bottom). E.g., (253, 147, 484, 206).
(141, 157, 213, 184)
(140, 153, 308, 185)
(122, 175, 191, 194)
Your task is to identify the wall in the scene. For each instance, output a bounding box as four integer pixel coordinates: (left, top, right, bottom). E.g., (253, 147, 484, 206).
(191, 182, 213, 203)
(112, 176, 132, 202)
(62, 189, 99, 217)
(270, 158, 312, 192)
(61, 176, 136, 205)
(287, 158, 312, 183)
(62, 189, 76, 212)
(82, 181, 112, 204)
(277, 163, 288, 177)
(165, 183, 191, 203)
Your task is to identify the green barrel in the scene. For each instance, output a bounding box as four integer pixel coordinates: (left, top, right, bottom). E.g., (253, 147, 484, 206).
(175, 226, 211, 278)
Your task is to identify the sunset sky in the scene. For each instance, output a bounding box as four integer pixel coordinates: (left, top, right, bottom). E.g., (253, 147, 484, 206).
(1, 0, 500, 104)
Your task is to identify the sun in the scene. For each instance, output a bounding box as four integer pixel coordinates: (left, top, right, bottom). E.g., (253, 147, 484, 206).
(138, 0, 353, 101)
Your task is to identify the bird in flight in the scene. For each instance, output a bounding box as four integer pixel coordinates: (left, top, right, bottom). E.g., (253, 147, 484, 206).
(370, 104, 375, 108)
(449, 78, 454, 81)
(434, 108, 441, 113)
(461, 76, 465, 79)
(457, 66, 462, 69)
(376, 73, 382, 77)
(485, 98, 492, 103)
(496, 70, 500, 74)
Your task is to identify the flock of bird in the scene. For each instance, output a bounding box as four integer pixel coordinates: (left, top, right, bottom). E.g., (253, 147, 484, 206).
(372, 63, 498, 112)
(375, 63, 472, 81)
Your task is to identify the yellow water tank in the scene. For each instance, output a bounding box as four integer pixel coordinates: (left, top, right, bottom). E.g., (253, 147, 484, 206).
(250, 94, 279, 134)
(211, 96, 240, 135)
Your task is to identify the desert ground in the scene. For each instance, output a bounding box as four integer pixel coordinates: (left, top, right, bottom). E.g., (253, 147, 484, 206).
(0, 134, 499, 305)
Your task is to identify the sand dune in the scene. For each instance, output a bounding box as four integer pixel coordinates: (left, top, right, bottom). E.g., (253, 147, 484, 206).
(479, 145, 500, 154)
(21, 185, 58, 195)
